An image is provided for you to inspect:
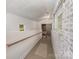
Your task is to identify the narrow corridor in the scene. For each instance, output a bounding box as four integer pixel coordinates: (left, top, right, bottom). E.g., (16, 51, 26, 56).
(6, 0, 73, 59)
(24, 36, 55, 59)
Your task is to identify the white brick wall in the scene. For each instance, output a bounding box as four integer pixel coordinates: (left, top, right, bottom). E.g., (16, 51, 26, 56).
(51, 0, 73, 59)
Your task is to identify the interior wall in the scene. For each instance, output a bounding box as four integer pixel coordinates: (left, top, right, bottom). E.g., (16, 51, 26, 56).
(6, 12, 41, 43)
(46, 24, 52, 32)
(51, 0, 73, 59)
(46, 24, 52, 35)
(6, 13, 40, 32)
(38, 19, 52, 30)
(39, 19, 52, 24)
(6, 12, 42, 59)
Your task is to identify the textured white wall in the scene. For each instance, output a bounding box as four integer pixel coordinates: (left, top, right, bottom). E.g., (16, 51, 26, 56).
(51, 0, 73, 59)
(6, 12, 42, 59)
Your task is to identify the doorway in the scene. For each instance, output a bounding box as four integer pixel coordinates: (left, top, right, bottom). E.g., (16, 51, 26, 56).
(41, 24, 52, 38)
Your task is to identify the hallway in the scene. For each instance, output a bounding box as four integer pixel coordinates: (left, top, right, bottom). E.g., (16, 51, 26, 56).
(6, 0, 73, 59)
(24, 36, 55, 59)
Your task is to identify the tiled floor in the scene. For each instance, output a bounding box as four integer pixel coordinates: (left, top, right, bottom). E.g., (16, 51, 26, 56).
(24, 36, 55, 59)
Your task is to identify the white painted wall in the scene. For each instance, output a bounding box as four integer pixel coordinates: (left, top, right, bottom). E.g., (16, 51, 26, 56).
(51, 0, 73, 59)
(39, 19, 52, 24)
(6, 12, 42, 59)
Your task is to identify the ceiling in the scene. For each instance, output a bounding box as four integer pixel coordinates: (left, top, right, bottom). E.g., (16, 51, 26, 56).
(6, 0, 58, 21)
